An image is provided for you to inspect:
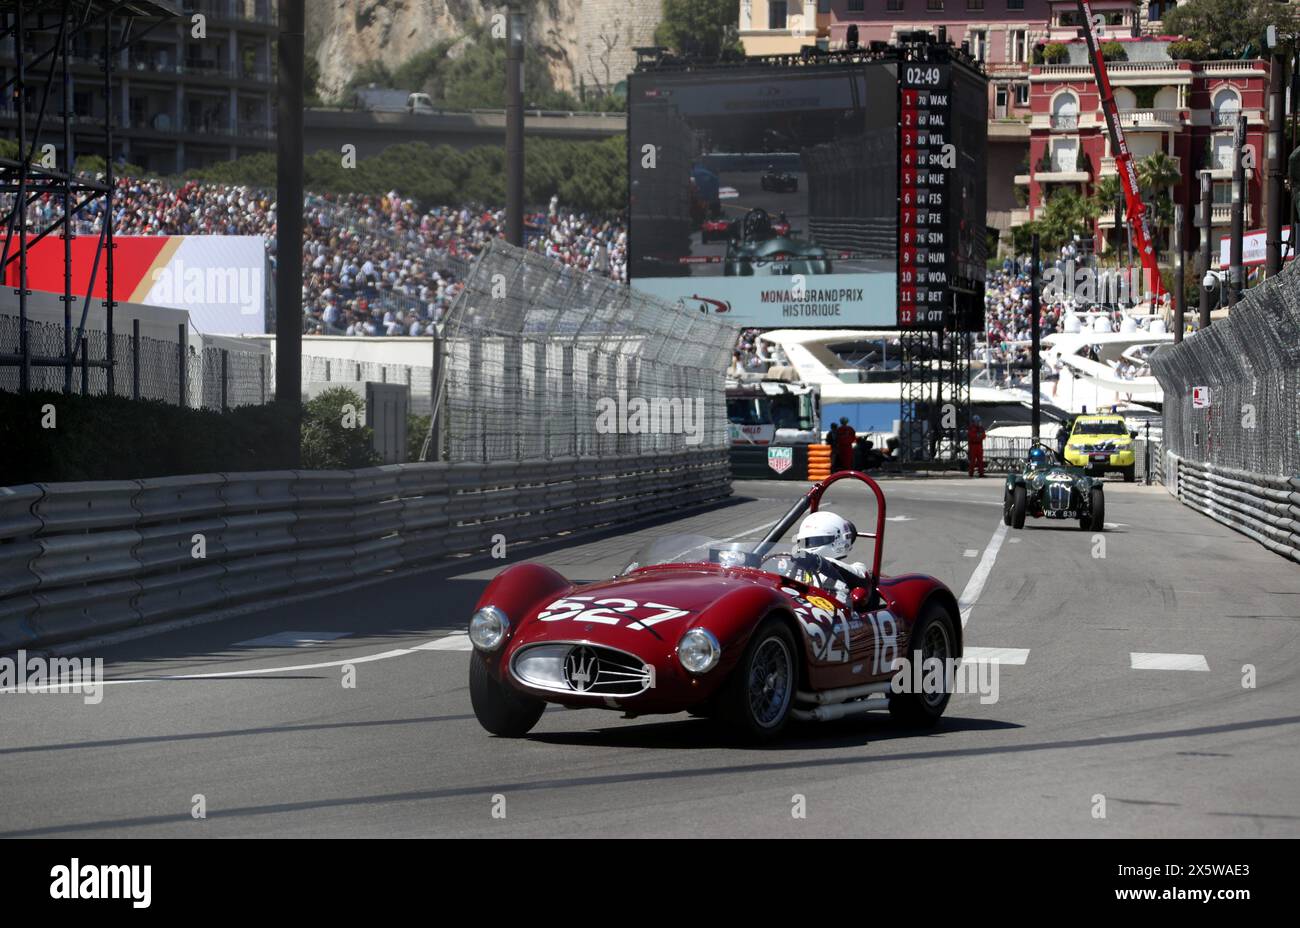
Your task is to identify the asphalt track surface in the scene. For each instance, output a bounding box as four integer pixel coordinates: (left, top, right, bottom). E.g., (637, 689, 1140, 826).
(2, 476, 1299, 838)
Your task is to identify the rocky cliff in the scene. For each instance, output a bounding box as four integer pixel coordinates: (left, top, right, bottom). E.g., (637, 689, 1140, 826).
(306, 0, 663, 101)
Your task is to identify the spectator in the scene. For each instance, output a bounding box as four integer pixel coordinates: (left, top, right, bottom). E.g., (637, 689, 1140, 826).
(835, 417, 856, 473)
(967, 415, 987, 478)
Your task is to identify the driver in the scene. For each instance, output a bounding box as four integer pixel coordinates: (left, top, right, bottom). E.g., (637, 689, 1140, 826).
(1027, 445, 1052, 469)
(791, 511, 868, 602)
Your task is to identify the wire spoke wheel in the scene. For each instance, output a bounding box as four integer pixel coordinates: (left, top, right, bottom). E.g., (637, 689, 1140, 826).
(747, 637, 793, 728)
(920, 620, 952, 708)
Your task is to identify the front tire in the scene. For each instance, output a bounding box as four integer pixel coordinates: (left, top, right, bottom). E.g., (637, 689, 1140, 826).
(889, 602, 957, 727)
(720, 618, 797, 742)
(1002, 488, 1014, 526)
(469, 655, 545, 737)
(1011, 485, 1027, 529)
(1080, 486, 1105, 532)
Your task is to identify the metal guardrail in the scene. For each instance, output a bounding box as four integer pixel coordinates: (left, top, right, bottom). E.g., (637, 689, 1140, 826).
(1165, 452, 1300, 564)
(0, 450, 731, 650)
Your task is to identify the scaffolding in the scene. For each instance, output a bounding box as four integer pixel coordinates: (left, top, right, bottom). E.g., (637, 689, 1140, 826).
(0, 0, 179, 395)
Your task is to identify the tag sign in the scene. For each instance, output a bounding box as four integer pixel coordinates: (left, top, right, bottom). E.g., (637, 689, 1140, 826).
(1192, 386, 1212, 409)
(768, 446, 794, 474)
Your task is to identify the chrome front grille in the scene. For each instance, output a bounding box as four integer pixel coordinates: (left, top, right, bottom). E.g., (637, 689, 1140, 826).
(1046, 483, 1074, 511)
(511, 643, 652, 697)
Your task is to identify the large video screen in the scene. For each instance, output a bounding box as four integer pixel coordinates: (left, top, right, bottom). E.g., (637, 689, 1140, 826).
(628, 63, 899, 328)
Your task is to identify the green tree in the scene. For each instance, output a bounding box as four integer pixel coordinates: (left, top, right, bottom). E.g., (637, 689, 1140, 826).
(1015, 188, 1101, 253)
(1137, 151, 1181, 258)
(654, 0, 741, 59)
(300, 388, 380, 470)
(1163, 0, 1298, 57)
(1091, 174, 1125, 256)
(440, 22, 580, 110)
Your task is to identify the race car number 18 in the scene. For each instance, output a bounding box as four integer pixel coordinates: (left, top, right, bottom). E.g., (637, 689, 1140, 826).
(869, 611, 899, 676)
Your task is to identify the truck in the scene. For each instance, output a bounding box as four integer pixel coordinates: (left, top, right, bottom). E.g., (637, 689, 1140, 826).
(352, 86, 437, 115)
(726, 378, 821, 446)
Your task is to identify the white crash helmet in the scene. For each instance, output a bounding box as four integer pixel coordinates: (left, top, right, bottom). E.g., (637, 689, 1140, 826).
(793, 510, 857, 559)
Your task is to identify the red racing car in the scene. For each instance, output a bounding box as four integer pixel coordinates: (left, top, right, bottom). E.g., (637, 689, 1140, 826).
(467, 472, 962, 741)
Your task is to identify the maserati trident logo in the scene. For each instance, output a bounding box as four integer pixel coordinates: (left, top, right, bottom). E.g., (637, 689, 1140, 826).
(564, 646, 599, 692)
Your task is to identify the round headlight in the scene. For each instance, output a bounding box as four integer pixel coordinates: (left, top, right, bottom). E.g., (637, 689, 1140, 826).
(468, 606, 510, 652)
(677, 628, 721, 674)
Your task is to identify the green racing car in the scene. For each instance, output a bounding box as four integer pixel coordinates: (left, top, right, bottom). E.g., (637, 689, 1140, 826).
(1004, 443, 1106, 531)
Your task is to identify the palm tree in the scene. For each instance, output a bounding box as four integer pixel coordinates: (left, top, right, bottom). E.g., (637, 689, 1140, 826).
(1092, 174, 1124, 258)
(1137, 151, 1182, 258)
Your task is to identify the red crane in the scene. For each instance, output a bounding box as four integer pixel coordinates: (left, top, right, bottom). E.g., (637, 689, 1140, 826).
(1073, 0, 1167, 304)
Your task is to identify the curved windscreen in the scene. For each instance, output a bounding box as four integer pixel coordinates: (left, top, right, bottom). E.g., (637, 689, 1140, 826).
(622, 535, 803, 580)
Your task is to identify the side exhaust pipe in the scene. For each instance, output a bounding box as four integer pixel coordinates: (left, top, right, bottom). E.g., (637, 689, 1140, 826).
(796, 680, 891, 705)
(792, 695, 890, 722)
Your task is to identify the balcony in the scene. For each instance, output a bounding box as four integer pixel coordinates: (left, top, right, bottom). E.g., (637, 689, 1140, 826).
(1049, 114, 1079, 131)
(1100, 155, 1180, 176)
(1210, 203, 1252, 225)
(1034, 61, 1192, 84)
(1035, 167, 1090, 183)
(1116, 108, 1187, 130)
(183, 0, 279, 25)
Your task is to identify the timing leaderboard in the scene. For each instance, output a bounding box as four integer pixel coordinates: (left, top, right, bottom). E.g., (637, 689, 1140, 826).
(898, 59, 953, 329)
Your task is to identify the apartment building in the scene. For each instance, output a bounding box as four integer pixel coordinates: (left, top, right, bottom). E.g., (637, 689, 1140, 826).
(1026, 36, 1271, 256)
(0, 0, 276, 175)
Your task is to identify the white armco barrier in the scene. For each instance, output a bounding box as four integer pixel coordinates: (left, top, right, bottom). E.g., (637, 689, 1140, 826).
(0, 450, 732, 651)
(1165, 452, 1300, 564)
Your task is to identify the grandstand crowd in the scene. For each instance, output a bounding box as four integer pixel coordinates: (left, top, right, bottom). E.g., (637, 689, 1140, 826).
(23, 175, 1141, 370)
(36, 177, 628, 337)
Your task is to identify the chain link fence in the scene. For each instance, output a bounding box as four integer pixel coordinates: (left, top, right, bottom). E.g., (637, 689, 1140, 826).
(430, 240, 734, 463)
(1151, 266, 1300, 477)
(0, 314, 270, 410)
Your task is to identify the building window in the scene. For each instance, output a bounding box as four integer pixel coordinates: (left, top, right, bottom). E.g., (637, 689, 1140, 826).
(1015, 83, 1030, 106)
(969, 29, 986, 61)
(1006, 0, 1023, 8)
(847, 0, 864, 11)
(819, 0, 832, 13)
(1149, 0, 1177, 21)
(927, 0, 943, 9)
(968, 0, 983, 9)
(1010, 29, 1028, 63)
(1212, 86, 1241, 127)
(769, 1, 788, 29)
(883, 0, 900, 10)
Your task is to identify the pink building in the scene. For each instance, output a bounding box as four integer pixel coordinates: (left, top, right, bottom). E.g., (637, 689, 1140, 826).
(740, 2, 1269, 257)
(1025, 37, 1271, 257)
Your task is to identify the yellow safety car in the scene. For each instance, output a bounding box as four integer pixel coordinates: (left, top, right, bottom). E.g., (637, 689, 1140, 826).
(1063, 413, 1137, 482)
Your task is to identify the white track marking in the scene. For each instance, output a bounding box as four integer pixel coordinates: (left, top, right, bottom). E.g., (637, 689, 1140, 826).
(1, 636, 470, 693)
(963, 549, 979, 557)
(957, 522, 1008, 629)
(963, 646, 1030, 665)
(886, 515, 914, 522)
(1130, 652, 1210, 672)
(414, 634, 473, 651)
(233, 631, 352, 648)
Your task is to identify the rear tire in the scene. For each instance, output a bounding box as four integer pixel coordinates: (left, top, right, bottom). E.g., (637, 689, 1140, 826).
(1011, 485, 1027, 529)
(1087, 487, 1105, 532)
(720, 618, 797, 743)
(889, 602, 957, 727)
(469, 655, 545, 737)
